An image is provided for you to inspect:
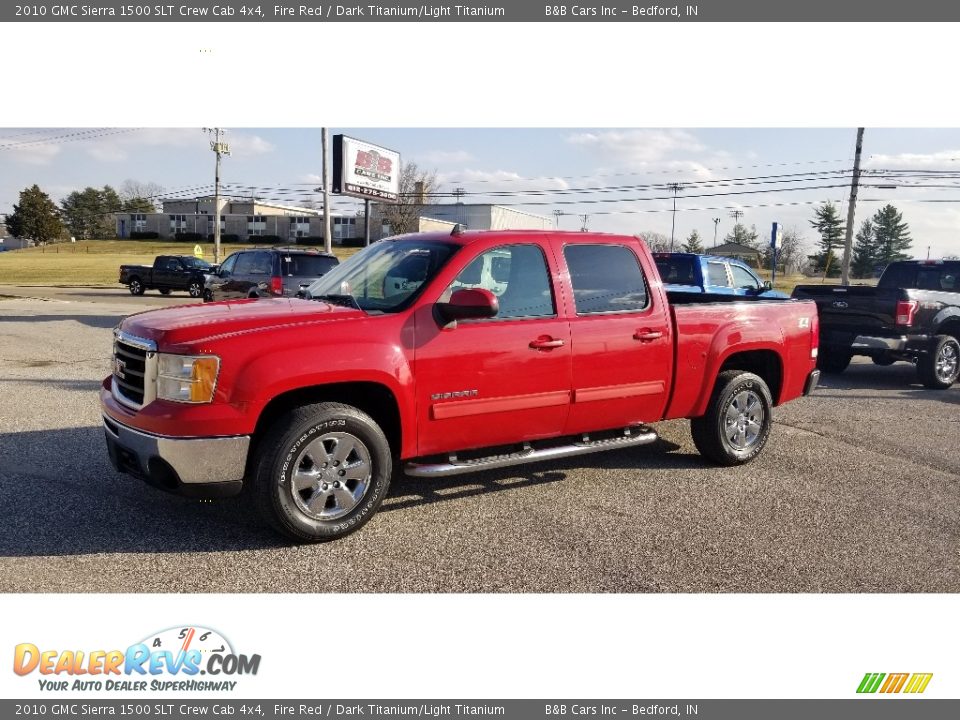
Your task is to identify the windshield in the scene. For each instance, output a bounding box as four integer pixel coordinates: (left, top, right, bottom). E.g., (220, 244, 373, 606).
(180, 257, 212, 269)
(305, 239, 459, 313)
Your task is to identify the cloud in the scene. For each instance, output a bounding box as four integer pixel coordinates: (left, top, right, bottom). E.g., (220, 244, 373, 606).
(436, 168, 570, 192)
(79, 128, 274, 163)
(566, 129, 707, 166)
(5, 143, 62, 166)
(417, 149, 474, 165)
(865, 150, 960, 169)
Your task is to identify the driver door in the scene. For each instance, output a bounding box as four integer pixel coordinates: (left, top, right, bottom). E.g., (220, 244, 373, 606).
(413, 243, 572, 457)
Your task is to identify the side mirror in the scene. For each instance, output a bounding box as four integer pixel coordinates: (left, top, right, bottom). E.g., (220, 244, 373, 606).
(762, 280, 773, 291)
(436, 288, 499, 324)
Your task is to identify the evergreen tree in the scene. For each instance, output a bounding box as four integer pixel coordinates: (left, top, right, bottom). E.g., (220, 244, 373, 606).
(60, 185, 122, 239)
(871, 204, 912, 266)
(724, 223, 760, 247)
(682, 229, 704, 253)
(5, 185, 64, 245)
(809, 201, 845, 275)
(850, 219, 877, 278)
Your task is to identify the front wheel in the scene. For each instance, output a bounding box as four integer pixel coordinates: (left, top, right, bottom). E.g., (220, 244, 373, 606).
(872, 354, 896, 366)
(691, 370, 773, 466)
(250, 402, 392, 542)
(158, 288, 172, 295)
(918, 335, 960, 389)
(188, 281, 203, 298)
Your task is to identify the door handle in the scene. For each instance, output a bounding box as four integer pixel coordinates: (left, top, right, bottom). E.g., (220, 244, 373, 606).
(633, 329, 663, 342)
(529, 337, 565, 350)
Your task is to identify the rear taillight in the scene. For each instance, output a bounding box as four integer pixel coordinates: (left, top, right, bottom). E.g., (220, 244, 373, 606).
(270, 276, 283, 295)
(895, 300, 918, 327)
(810, 311, 819, 359)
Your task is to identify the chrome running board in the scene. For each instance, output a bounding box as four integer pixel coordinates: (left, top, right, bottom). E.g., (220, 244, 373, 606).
(404, 427, 658, 478)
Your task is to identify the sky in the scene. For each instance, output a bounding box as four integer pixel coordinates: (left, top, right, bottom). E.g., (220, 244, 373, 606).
(2, 127, 960, 258)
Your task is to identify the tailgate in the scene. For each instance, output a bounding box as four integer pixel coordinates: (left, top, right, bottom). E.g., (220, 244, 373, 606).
(791, 284, 902, 335)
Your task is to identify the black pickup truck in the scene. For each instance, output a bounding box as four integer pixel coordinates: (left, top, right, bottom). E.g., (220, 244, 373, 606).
(119, 255, 214, 298)
(792, 260, 960, 388)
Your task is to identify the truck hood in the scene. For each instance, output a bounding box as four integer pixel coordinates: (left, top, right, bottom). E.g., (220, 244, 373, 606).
(120, 298, 366, 348)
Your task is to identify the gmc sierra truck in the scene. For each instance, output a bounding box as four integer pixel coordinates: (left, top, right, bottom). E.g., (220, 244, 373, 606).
(119, 255, 214, 298)
(792, 259, 960, 388)
(101, 229, 821, 542)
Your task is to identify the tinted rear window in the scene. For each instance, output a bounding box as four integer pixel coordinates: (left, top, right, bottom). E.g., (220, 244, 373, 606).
(281, 255, 338, 277)
(879, 263, 960, 291)
(655, 256, 697, 285)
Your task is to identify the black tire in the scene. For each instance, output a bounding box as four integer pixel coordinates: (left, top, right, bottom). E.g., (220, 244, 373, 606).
(203, 289, 214, 303)
(872, 355, 896, 366)
(250, 402, 392, 542)
(158, 288, 172, 295)
(817, 351, 851, 374)
(128, 278, 145, 296)
(918, 335, 960, 389)
(188, 280, 203, 298)
(690, 370, 773, 466)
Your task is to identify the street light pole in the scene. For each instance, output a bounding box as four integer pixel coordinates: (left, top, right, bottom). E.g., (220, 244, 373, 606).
(712, 217, 720, 248)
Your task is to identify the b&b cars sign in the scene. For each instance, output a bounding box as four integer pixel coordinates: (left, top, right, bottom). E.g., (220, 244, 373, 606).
(333, 135, 400, 203)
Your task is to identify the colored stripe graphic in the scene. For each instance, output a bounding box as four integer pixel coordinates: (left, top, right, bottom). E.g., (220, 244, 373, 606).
(904, 673, 934, 694)
(857, 673, 885, 693)
(857, 672, 932, 694)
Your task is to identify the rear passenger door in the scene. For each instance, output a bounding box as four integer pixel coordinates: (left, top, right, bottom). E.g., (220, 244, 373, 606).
(561, 241, 673, 434)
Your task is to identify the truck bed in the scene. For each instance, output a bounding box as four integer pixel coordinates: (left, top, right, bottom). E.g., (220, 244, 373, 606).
(665, 298, 816, 420)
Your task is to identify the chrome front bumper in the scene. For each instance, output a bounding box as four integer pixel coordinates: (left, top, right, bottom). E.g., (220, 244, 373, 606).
(102, 415, 249, 497)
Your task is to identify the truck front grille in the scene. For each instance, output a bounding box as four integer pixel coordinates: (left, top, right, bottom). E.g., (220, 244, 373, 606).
(112, 331, 157, 409)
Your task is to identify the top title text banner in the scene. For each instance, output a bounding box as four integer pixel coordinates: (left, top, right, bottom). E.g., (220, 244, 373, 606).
(5, 0, 959, 22)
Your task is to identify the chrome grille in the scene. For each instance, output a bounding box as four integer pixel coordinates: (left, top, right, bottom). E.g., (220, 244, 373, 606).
(112, 330, 157, 409)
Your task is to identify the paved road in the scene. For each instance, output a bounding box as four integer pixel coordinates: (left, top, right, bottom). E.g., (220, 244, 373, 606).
(0, 292, 958, 593)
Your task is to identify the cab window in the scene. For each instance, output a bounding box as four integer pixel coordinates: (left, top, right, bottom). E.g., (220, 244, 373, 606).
(448, 244, 555, 320)
(564, 244, 648, 314)
(706, 261, 731, 287)
(730, 264, 761, 290)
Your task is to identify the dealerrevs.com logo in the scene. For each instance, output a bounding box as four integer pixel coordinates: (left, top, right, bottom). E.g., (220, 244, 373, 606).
(13, 626, 261, 692)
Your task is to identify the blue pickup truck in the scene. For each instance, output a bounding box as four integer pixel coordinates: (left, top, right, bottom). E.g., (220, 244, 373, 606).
(653, 252, 788, 298)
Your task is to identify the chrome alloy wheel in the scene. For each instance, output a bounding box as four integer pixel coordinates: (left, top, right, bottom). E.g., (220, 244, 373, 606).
(935, 341, 959, 384)
(290, 432, 372, 520)
(724, 390, 765, 450)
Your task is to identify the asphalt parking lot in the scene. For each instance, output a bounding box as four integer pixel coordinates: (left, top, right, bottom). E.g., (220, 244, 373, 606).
(1, 286, 958, 593)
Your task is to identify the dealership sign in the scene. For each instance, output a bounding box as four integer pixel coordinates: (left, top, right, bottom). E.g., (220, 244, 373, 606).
(333, 134, 400, 203)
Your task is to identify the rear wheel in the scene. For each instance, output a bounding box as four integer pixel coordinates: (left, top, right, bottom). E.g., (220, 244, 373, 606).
(918, 335, 960, 389)
(691, 370, 773, 466)
(128, 278, 145, 296)
(818, 351, 851, 374)
(250, 402, 392, 542)
(158, 288, 172, 295)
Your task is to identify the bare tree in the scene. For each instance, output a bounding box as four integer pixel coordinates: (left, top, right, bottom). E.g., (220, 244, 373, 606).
(762, 226, 808, 274)
(379, 162, 438, 235)
(120, 179, 165, 212)
(637, 231, 670, 253)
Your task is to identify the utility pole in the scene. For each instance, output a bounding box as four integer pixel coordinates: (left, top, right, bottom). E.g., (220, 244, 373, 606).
(712, 217, 720, 248)
(553, 209, 563, 228)
(840, 127, 865, 287)
(204, 128, 229, 264)
(729, 209, 744, 242)
(668, 182, 684, 250)
(322, 128, 332, 255)
(580, 214, 589, 232)
(364, 199, 372, 247)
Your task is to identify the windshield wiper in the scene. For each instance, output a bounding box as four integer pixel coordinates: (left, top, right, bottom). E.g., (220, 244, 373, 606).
(310, 293, 362, 310)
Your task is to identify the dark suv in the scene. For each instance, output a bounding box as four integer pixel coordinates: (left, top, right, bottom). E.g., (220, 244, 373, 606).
(204, 248, 339, 302)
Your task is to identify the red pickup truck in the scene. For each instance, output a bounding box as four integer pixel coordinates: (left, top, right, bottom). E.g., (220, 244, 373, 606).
(101, 230, 820, 541)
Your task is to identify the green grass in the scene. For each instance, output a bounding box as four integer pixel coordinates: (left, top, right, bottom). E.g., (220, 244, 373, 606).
(0, 240, 360, 286)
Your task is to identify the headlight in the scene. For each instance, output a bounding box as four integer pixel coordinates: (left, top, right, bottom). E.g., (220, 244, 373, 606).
(157, 354, 220, 403)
